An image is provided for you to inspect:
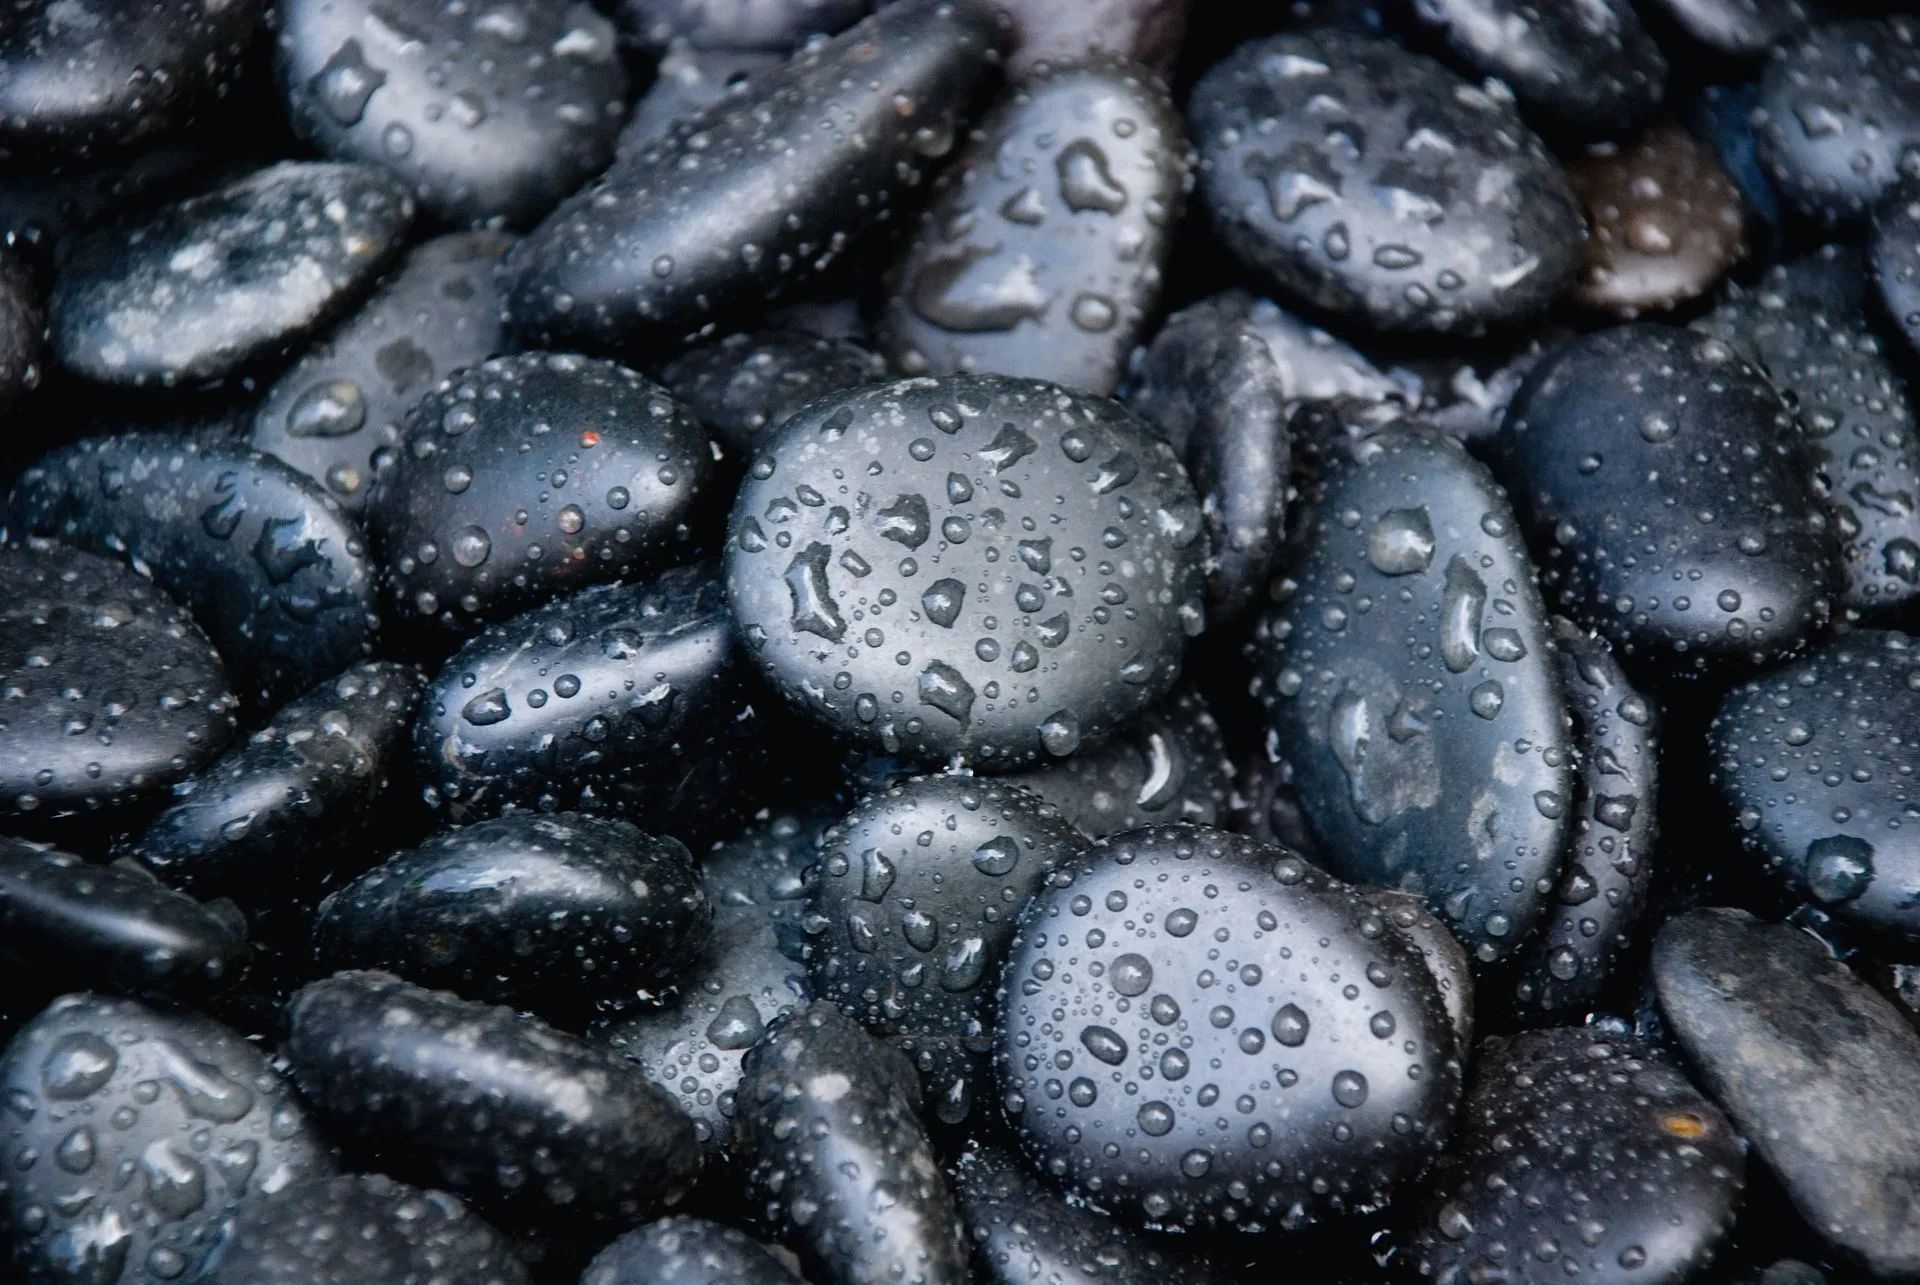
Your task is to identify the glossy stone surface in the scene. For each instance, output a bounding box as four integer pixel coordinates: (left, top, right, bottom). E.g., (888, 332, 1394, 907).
(1569, 125, 1746, 316)
(581, 1216, 800, 1285)
(659, 328, 887, 456)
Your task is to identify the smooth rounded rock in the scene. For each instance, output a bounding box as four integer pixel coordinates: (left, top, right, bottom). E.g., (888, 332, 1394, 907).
(614, 0, 868, 51)
(1873, 179, 1920, 363)
(1251, 430, 1572, 963)
(201, 1173, 529, 1285)
(874, 56, 1187, 397)
(805, 775, 1085, 1124)
(0, 540, 237, 817)
(131, 661, 422, 900)
(1189, 30, 1584, 334)
(1755, 18, 1920, 225)
(1413, 1029, 1745, 1285)
(736, 1000, 971, 1285)
(507, 0, 1004, 349)
(286, 969, 703, 1224)
(0, 247, 42, 412)
(277, 0, 628, 226)
(1217, 289, 1407, 408)
(368, 352, 711, 634)
(1496, 324, 1840, 669)
(1641, 0, 1808, 60)
(991, 0, 1187, 78)
(415, 564, 766, 835)
(1711, 630, 1920, 943)
(615, 42, 780, 154)
(315, 813, 711, 1012)
(660, 328, 885, 457)
(249, 231, 513, 516)
(1569, 125, 1747, 316)
(996, 825, 1463, 1231)
(0, 839, 247, 998)
(1509, 620, 1659, 1022)
(9, 434, 380, 708)
(1654, 907, 1920, 1280)
(0, 992, 335, 1285)
(726, 374, 1206, 770)
(49, 161, 414, 387)
(581, 1216, 801, 1285)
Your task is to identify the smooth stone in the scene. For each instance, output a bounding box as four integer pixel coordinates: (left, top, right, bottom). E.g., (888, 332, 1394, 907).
(1871, 177, 1920, 361)
(50, 161, 414, 387)
(315, 814, 711, 1012)
(1641, 0, 1808, 60)
(725, 374, 1207, 770)
(581, 1217, 799, 1285)
(1216, 289, 1408, 407)
(1251, 430, 1572, 963)
(249, 231, 513, 516)
(0, 247, 42, 412)
(367, 352, 711, 634)
(9, 434, 380, 708)
(1188, 30, 1584, 333)
(613, 0, 869, 50)
(1654, 907, 1920, 1279)
(659, 328, 887, 456)
(1496, 323, 1840, 669)
(276, 0, 628, 226)
(507, 0, 1004, 349)
(1690, 80, 1785, 253)
(0, 540, 236, 817)
(990, 0, 1188, 77)
(286, 969, 703, 1224)
(874, 56, 1187, 397)
(1360, 886, 1474, 1051)
(614, 42, 781, 155)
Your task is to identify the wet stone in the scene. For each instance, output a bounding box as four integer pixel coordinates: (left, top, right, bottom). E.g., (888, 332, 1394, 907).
(1641, 0, 1808, 61)
(581, 1216, 801, 1285)
(659, 328, 888, 456)
(1871, 177, 1920, 363)
(991, 0, 1187, 78)
(0, 247, 43, 412)
(1360, 887, 1474, 1052)
(613, 0, 869, 51)
(615, 42, 782, 156)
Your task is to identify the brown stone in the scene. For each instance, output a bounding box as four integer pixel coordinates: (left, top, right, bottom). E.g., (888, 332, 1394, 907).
(1569, 124, 1746, 316)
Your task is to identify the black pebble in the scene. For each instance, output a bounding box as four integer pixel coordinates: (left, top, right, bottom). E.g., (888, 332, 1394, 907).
(1871, 177, 1920, 363)
(275, 0, 628, 226)
(315, 813, 712, 1013)
(0, 247, 43, 412)
(614, 0, 869, 51)
(0, 838, 247, 998)
(615, 42, 781, 156)
(737, 1000, 972, 1285)
(1252, 429, 1572, 963)
(1496, 323, 1840, 669)
(507, 0, 1005, 349)
(368, 352, 712, 634)
(0, 992, 336, 1284)
(580, 1216, 801, 1285)
(659, 328, 888, 457)
(1361, 886, 1475, 1051)
(49, 161, 415, 387)
(9, 433, 380, 709)
(414, 563, 766, 835)
(0, 540, 237, 817)
(249, 230, 514, 516)
(1188, 29, 1583, 333)
(874, 55, 1188, 397)
(726, 374, 1207, 769)
(285, 969, 703, 1225)
(1412, 1028, 1745, 1285)
(201, 1173, 529, 1285)
(995, 825, 1463, 1231)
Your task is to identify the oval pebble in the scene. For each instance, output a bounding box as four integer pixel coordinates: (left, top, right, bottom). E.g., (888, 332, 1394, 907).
(806, 775, 1085, 1123)
(1710, 630, 1920, 943)
(0, 0, 266, 160)
(1641, 0, 1808, 60)
(737, 1000, 971, 1285)
(581, 1216, 801, 1285)
(1006, 683, 1232, 838)
(0, 838, 247, 998)
(9, 434, 380, 708)
(1359, 886, 1474, 1052)
(0, 540, 237, 817)
(1251, 430, 1572, 962)
(249, 231, 513, 516)
(368, 352, 711, 634)
(201, 1173, 529, 1285)
(875, 56, 1187, 397)
(614, 0, 868, 51)
(1873, 178, 1920, 361)
(1568, 124, 1747, 317)
(286, 969, 702, 1224)
(1510, 619, 1658, 1021)
(415, 564, 766, 835)
(660, 328, 887, 457)
(993, 0, 1187, 77)
(0, 992, 335, 1285)
(1127, 295, 1292, 617)
(131, 661, 422, 902)
(996, 825, 1463, 1231)
(1216, 288, 1407, 408)
(1496, 323, 1840, 668)
(726, 374, 1206, 769)
(1189, 30, 1584, 334)
(276, 0, 627, 226)
(0, 248, 43, 412)
(315, 813, 711, 1012)
(1755, 17, 1920, 225)
(1413, 1028, 1745, 1285)
(1654, 907, 1920, 1279)
(1406, 0, 1666, 138)
(49, 161, 414, 387)
(615, 41, 781, 155)
(597, 809, 817, 1156)
(507, 0, 1003, 349)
